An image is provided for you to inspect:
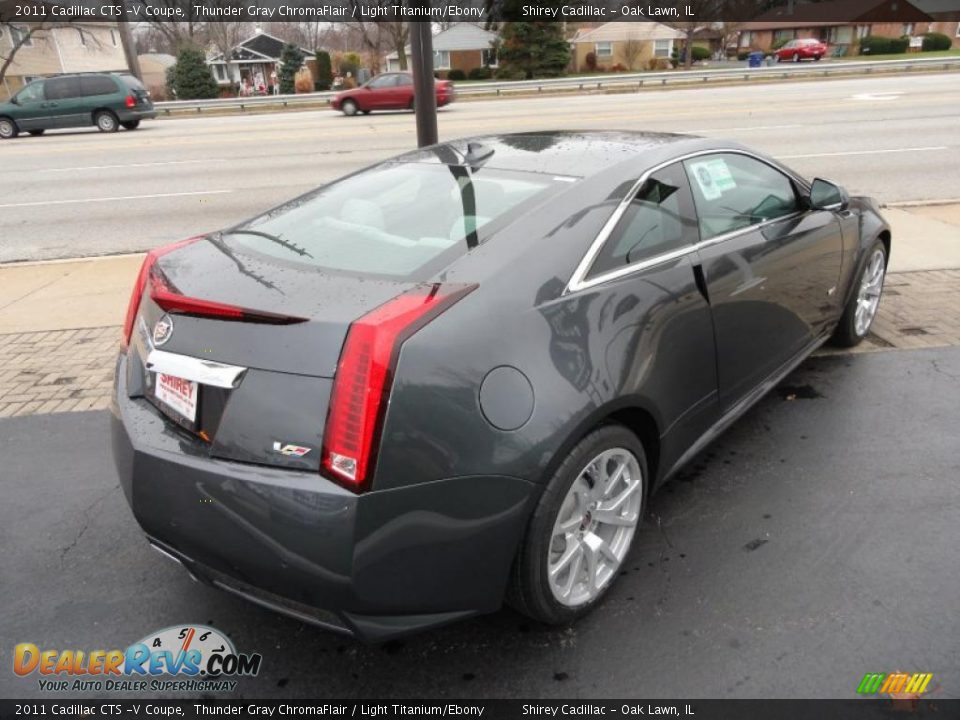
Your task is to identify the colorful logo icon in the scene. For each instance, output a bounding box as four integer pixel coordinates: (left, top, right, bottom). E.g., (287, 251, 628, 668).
(152, 314, 174, 347)
(857, 672, 933, 695)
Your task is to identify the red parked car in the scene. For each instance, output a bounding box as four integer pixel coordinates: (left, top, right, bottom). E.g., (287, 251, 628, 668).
(331, 72, 455, 116)
(774, 38, 828, 62)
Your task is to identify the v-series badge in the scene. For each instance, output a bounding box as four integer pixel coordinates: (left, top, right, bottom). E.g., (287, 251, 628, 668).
(272, 442, 311, 457)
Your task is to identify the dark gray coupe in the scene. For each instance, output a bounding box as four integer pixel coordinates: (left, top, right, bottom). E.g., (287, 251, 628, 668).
(112, 132, 890, 640)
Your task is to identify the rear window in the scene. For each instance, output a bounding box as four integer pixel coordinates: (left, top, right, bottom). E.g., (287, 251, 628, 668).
(119, 74, 146, 92)
(80, 75, 118, 96)
(222, 163, 571, 280)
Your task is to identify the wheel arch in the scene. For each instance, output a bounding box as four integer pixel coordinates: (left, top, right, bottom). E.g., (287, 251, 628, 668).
(538, 398, 662, 497)
(91, 107, 118, 124)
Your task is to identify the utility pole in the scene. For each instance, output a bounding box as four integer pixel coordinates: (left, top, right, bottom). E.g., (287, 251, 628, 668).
(117, 7, 142, 81)
(408, 20, 437, 148)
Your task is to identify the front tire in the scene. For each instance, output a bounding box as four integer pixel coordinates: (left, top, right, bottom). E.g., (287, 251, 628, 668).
(509, 424, 647, 625)
(95, 110, 119, 133)
(832, 239, 887, 347)
(341, 99, 358, 116)
(121, 120, 140, 130)
(0, 117, 18, 139)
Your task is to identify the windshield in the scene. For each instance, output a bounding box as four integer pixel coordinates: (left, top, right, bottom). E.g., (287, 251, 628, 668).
(222, 163, 571, 280)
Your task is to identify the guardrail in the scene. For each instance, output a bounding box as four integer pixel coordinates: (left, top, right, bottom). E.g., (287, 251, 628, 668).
(154, 55, 960, 115)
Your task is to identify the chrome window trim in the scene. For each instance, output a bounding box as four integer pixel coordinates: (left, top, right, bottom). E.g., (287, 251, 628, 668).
(145, 349, 247, 389)
(565, 148, 809, 295)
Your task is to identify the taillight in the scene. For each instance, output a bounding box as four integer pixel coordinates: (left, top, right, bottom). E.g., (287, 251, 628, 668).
(125, 95, 136, 108)
(121, 237, 201, 349)
(321, 283, 477, 493)
(149, 266, 304, 324)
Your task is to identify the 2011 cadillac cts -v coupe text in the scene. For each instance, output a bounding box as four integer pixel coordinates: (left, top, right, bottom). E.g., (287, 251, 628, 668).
(111, 132, 890, 641)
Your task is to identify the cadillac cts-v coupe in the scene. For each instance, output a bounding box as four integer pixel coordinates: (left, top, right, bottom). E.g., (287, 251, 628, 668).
(112, 132, 890, 641)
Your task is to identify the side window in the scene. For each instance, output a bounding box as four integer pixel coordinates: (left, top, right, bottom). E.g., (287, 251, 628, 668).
(79, 76, 118, 97)
(683, 153, 799, 240)
(44, 76, 81, 100)
(396, 74, 413, 86)
(368, 75, 396, 89)
(16, 82, 45, 103)
(587, 162, 699, 279)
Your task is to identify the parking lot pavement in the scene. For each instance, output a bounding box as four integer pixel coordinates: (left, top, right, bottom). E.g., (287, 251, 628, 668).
(2, 346, 958, 699)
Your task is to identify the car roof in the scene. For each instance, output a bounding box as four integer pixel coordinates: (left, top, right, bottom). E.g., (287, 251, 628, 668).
(391, 131, 704, 178)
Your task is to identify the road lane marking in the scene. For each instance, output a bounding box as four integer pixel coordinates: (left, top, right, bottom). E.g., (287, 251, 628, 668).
(0, 190, 233, 209)
(778, 146, 948, 159)
(39, 159, 227, 173)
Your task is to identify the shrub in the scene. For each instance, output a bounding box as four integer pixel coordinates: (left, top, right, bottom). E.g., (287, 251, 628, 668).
(279, 43, 305, 94)
(167, 47, 218, 100)
(609, 62, 628, 72)
(585, 51, 598, 71)
(494, 66, 526, 80)
(771, 38, 790, 51)
(294, 69, 313, 94)
(858, 35, 909, 55)
(647, 57, 672, 71)
(692, 45, 711, 62)
(737, 50, 751, 61)
(447, 69, 466, 81)
(467, 66, 493, 80)
(314, 50, 333, 91)
(922, 32, 952, 51)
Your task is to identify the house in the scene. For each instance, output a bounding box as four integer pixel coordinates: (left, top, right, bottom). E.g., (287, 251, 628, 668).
(137, 53, 175, 99)
(385, 23, 499, 75)
(569, 22, 685, 72)
(740, 0, 933, 53)
(0, 22, 127, 100)
(207, 32, 312, 91)
(911, 0, 960, 46)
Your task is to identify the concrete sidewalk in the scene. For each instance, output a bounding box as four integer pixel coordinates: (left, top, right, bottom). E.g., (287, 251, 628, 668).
(1, 204, 959, 335)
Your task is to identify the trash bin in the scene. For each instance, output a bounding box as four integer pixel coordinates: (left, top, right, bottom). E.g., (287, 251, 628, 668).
(748, 51, 765, 68)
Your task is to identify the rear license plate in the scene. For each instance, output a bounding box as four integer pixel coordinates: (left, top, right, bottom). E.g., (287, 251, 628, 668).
(154, 373, 198, 423)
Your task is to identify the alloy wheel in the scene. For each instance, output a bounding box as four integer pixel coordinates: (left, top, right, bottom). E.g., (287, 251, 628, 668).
(0, 119, 15, 138)
(854, 248, 885, 337)
(97, 113, 117, 132)
(548, 447, 643, 607)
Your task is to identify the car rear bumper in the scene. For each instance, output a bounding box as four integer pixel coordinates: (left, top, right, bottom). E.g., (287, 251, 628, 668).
(110, 356, 536, 641)
(119, 108, 157, 121)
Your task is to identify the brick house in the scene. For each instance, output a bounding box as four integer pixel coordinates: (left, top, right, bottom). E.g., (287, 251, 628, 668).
(911, 0, 960, 46)
(0, 22, 127, 100)
(569, 22, 685, 72)
(385, 23, 499, 76)
(740, 0, 934, 54)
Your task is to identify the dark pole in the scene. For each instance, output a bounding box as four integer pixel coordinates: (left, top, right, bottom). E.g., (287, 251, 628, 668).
(409, 21, 437, 148)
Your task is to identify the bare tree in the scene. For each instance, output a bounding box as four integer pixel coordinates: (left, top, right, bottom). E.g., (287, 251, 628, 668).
(1, 14, 103, 87)
(620, 34, 644, 71)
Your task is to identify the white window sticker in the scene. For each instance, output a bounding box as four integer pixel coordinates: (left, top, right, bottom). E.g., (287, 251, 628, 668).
(690, 159, 737, 201)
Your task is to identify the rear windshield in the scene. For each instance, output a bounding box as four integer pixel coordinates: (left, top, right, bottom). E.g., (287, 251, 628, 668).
(221, 163, 571, 280)
(120, 75, 147, 92)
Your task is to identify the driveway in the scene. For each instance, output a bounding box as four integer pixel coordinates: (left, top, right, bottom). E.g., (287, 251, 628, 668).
(1, 347, 958, 699)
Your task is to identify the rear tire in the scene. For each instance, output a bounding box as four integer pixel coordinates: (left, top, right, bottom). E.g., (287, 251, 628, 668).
(121, 120, 140, 130)
(508, 424, 647, 625)
(341, 99, 358, 116)
(95, 110, 119, 133)
(831, 239, 887, 347)
(28, 129, 45, 136)
(0, 117, 18, 139)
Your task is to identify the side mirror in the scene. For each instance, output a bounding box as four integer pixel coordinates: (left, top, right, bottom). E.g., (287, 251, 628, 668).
(9, 96, 18, 105)
(809, 178, 849, 211)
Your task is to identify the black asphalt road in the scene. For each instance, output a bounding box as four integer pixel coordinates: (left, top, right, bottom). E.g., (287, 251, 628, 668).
(2, 347, 958, 700)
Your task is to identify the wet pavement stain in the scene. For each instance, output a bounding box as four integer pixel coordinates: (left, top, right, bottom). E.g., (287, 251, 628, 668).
(744, 538, 769, 552)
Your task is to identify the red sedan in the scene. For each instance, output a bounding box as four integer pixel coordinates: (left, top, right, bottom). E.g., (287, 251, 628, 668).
(331, 72, 455, 116)
(774, 38, 828, 62)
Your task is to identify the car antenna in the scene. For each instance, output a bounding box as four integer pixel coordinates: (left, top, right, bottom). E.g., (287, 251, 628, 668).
(463, 142, 494, 169)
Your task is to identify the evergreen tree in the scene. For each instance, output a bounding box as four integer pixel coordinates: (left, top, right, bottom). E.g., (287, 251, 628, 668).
(168, 47, 219, 100)
(498, 22, 570, 79)
(315, 50, 333, 91)
(279, 43, 305, 95)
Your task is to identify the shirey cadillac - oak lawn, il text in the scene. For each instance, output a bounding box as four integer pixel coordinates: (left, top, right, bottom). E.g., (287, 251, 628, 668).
(111, 132, 890, 641)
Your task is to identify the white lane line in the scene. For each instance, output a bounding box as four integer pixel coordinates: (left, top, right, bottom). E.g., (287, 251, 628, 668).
(778, 146, 948, 159)
(0, 189, 233, 209)
(39, 159, 227, 173)
(685, 124, 804, 133)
